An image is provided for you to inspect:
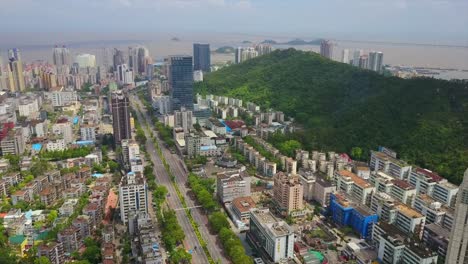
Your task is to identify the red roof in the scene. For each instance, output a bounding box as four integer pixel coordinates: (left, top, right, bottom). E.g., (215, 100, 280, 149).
(416, 168, 444, 182)
(224, 120, 245, 130)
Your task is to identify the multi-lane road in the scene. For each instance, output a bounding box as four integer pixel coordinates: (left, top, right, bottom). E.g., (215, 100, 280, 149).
(131, 95, 229, 263)
(131, 96, 210, 264)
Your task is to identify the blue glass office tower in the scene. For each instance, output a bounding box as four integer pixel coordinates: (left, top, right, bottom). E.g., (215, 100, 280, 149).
(169, 56, 194, 111)
(193, 44, 211, 72)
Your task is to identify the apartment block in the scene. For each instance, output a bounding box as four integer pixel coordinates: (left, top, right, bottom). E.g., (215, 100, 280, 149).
(119, 172, 148, 224)
(273, 172, 304, 216)
(328, 192, 378, 238)
(247, 208, 294, 263)
(390, 179, 417, 205)
(370, 150, 411, 180)
(216, 170, 251, 203)
(336, 170, 375, 205)
(394, 204, 425, 236)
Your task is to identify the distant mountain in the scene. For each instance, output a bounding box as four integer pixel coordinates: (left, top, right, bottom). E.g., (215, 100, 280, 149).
(241, 40, 252, 44)
(215, 46, 235, 54)
(171, 37, 180, 41)
(196, 49, 468, 184)
(284, 38, 309, 45)
(261, 39, 278, 45)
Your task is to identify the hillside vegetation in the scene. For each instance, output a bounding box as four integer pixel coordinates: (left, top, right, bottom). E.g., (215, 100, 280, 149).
(195, 49, 468, 184)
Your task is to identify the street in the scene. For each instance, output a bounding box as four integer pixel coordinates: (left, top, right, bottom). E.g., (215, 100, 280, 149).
(131, 96, 211, 264)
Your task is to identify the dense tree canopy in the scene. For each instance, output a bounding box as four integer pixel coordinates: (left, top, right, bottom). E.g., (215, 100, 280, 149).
(196, 49, 468, 184)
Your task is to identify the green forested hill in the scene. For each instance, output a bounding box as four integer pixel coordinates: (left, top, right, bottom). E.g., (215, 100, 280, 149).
(195, 49, 468, 184)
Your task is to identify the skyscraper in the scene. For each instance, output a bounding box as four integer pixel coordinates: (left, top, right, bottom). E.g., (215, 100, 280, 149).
(113, 49, 125, 70)
(111, 91, 131, 144)
(169, 55, 194, 111)
(368, 51, 384, 73)
(341, 49, 350, 64)
(119, 171, 148, 224)
(445, 169, 468, 264)
(235, 47, 243, 64)
(137, 46, 150, 74)
(320, 40, 334, 59)
(254, 44, 272, 56)
(53, 45, 71, 67)
(128, 46, 139, 73)
(193, 43, 211, 72)
(8, 48, 25, 92)
(352, 49, 363, 66)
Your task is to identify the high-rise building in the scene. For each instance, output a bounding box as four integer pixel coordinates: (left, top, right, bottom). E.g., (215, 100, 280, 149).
(445, 169, 468, 264)
(113, 49, 125, 70)
(8, 48, 25, 92)
(368, 51, 384, 73)
(116, 64, 134, 85)
(273, 172, 304, 216)
(359, 55, 369, 69)
(193, 43, 211, 72)
(137, 46, 150, 74)
(128, 46, 139, 73)
(119, 172, 148, 224)
(174, 107, 193, 132)
(53, 45, 71, 67)
(111, 91, 131, 144)
(248, 208, 294, 263)
(235, 47, 243, 64)
(216, 170, 251, 203)
(352, 49, 363, 66)
(75, 54, 96, 68)
(254, 44, 272, 56)
(320, 40, 334, 59)
(341, 49, 350, 64)
(168, 55, 194, 111)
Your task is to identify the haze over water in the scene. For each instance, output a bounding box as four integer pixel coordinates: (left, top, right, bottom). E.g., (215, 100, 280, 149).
(2, 32, 468, 79)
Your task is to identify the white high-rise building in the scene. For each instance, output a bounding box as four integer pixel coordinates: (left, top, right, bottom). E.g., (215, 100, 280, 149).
(248, 208, 294, 263)
(445, 169, 468, 264)
(119, 172, 148, 224)
(352, 49, 363, 66)
(75, 54, 96, 68)
(341, 49, 349, 64)
(368, 51, 384, 73)
(320, 40, 334, 59)
(53, 46, 72, 66)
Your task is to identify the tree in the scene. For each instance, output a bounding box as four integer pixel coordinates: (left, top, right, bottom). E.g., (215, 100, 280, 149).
(46, 210, 58, 224)
(34, 256, 52, 264)
(209, 212, 230, 233)
(81, 237, 101, 264)
(170, 248, 192, 264)
(351, 147, 363, 160)
(279, 140, 302, 157)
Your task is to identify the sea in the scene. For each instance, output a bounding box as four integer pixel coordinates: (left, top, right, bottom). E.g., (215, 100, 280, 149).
(1, 32, 467, 80)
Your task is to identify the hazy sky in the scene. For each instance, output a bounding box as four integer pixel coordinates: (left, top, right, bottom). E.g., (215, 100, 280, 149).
(1, 0, 468, 44)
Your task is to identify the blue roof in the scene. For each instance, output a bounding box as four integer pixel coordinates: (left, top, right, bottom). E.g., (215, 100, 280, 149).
(200, 145, 217, 151)
(75, 140, 94, 145)
(32, 143, 42, 151)
(92, 173, 104, 178)
(219, 120, 232, 132)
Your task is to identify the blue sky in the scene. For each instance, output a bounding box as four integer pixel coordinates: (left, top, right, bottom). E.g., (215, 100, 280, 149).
(1, 0, 467, 43)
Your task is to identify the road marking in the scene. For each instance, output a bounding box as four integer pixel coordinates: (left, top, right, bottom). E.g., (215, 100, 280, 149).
(173, 205, 203, 211)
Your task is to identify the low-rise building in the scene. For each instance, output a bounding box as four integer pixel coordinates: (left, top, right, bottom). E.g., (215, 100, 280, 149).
(336, 170, 375, 205)
(37, 241, 65, 264)
(231, 196, 256, 227)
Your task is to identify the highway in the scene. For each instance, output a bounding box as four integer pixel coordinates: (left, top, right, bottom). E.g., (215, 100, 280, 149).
(131, 96, 210, 264)
(131, 95, 230, 264)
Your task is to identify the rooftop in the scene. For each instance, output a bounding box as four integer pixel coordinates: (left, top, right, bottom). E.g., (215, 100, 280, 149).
(338, 170, 372, 189)
(392, 179, 415, 190)
(396, 204, 423, 218)
(414, 167, 444, 182)
(372, 150, 408, 167)
(232, 196, 256, 213)
(251, 208, 293, 237)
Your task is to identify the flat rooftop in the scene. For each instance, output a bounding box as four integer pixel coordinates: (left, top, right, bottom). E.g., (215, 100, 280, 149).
(251, 208, 292, 237)
(338, 170, 372, 189)
(396, 204, 423, 218)
(232, 196, 256, 213)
